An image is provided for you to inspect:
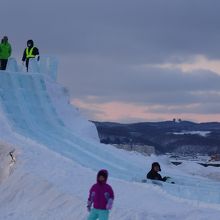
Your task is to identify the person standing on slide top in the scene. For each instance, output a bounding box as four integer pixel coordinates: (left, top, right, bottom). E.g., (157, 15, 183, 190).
(22, 39, 40, 72)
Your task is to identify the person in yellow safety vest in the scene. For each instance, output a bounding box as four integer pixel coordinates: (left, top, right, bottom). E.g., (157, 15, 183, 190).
(22, 39, 40, 72)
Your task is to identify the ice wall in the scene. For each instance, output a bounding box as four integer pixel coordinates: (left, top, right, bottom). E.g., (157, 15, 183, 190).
(0, 59, 144, 181)
(6, 56, 58, 80)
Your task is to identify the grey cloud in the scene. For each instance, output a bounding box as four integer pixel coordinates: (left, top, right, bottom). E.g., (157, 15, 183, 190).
(59, 55, 220, 105)
(2, 0, 220, 63)
(2, 0, 220, 121)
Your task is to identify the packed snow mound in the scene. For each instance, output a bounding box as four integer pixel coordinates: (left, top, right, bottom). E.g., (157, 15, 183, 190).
(0, 137, 220, 220)
(0, 142, 15, 184)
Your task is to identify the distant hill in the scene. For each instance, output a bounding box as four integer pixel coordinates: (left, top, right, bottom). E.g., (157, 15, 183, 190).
(92, 120, 220, 155)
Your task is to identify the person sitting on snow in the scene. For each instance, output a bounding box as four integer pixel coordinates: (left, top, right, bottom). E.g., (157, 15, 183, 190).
(147, 162, 170, 182)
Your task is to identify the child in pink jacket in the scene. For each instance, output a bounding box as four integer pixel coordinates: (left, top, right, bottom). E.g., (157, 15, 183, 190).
(87, 170, 114, 220)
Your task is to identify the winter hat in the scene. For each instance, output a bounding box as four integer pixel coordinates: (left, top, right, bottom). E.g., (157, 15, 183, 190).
(3, 36, 8, 42)
(27, 39, 34, 47)
(97, 169, 108, 182)
(152, 162, 161, 171)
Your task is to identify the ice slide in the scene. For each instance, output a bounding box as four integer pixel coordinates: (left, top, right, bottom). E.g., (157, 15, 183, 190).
(0, 58, 144, 181)
(1, 58, 220, 204)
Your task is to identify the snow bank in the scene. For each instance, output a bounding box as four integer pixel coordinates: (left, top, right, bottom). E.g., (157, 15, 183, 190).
(0, 142, 16, 184)
(0, 136, 220, 220)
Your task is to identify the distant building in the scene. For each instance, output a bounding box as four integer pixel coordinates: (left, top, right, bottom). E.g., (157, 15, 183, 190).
(113, 144, 155, 155)
(209, 154, 220, 161)
(173, 118, 182, 123)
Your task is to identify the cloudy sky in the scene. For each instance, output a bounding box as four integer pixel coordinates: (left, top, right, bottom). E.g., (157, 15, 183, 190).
(2, 0, 220, 123)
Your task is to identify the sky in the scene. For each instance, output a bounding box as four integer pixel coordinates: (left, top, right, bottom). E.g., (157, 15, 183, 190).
(2, 0, 220, 123)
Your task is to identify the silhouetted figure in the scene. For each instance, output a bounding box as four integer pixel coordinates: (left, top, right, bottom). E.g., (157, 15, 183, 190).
(147, 162, 169, 182)
(22, 39, 40, 72)
(0, 36, 12, 70)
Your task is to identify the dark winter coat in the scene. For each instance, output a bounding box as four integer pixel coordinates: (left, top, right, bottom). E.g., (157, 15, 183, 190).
(147, 170, 167, 182)
(22, 47, 39, 62)
(22, 40, 40, 71)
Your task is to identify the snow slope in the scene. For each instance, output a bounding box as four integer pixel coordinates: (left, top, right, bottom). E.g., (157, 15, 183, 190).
(0, 69, 144, 181)
(0, 58, 220, 219)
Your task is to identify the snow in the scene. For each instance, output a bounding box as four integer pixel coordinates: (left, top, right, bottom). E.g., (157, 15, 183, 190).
(173, 131, 211, 137)
(0, 58, 220, 219)
(0, 143, 15, 184)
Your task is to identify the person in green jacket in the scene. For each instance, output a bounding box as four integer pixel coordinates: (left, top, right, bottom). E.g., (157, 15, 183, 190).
(0, 36, 12, 70)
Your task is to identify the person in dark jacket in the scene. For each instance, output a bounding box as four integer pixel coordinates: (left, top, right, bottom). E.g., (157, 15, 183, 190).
(22, 39, 40, 72)
(0, 36, 12, 70)
(147, 162, 169, 182)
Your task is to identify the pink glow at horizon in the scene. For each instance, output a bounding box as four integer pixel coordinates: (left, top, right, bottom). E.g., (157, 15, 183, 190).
(145, 55, 220, 75)
(72, 99, 220, 123)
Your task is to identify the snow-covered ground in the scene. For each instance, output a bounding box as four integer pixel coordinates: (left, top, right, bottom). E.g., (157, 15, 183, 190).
(0, 59, 220, 219)
(173, 131, 211, 137)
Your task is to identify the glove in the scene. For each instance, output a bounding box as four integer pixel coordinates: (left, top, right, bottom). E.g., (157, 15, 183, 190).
(162, 176, 168, 181)
(87, 202, 91, 212)
(163, 176, 171, 182)
(106, 198, 113, 210)
(87, 200, 92, 212)
(87, 191, 95, 212)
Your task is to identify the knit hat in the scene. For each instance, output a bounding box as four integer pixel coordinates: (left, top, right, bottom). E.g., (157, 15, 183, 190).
(151, 162, 161, 171)
(2, 36, 8, 42)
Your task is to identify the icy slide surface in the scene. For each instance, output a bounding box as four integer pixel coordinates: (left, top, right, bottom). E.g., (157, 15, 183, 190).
(156, 175, 220, 204)
(0, 70, 144, 181)
(0, 60, 220, 205)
